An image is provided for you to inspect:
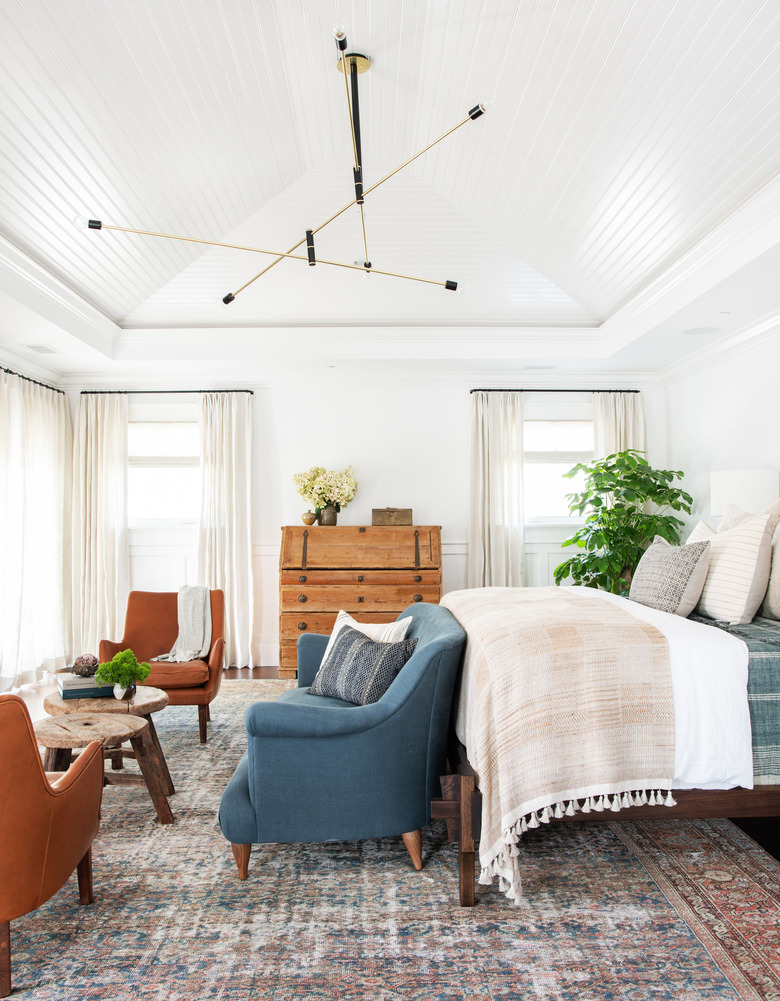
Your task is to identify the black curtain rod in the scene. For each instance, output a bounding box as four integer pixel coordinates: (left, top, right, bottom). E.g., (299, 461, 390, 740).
(469, 388, 640, 394)
(1, 366, 65, 395)
(80, 389, 254, 395)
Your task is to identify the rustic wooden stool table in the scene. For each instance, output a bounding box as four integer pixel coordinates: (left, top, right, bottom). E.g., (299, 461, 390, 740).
(33, 712, 175, 825)
(44, 685, 174, 797)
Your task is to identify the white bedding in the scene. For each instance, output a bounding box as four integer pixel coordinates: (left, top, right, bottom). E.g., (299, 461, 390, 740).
(579, 589, 753, 789)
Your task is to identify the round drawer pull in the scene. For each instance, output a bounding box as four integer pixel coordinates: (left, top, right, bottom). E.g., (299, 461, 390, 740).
(414, 575, 422, 582)
(297, 622, 307, 630)
(299, 575, 307, 583)
(413, 594, 423, 602)
(357, 575, 364, 582)
(298, 594, 307, 603)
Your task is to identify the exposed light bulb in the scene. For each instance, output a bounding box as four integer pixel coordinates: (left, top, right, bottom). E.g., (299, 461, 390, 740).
(333, 21, 347, 49)
(479, 98, 496, 114)
(459, 282, 472, 296)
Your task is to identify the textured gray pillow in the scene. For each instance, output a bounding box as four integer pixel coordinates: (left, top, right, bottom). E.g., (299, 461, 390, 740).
(309, 625, 418, 705)
(629, 537, 711, 617)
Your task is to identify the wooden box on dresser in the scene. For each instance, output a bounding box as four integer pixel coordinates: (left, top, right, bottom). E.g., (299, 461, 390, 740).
(278, 525, 442, 679)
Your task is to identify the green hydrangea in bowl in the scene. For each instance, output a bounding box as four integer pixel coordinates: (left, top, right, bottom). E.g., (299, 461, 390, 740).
(95, 649, 151, 700)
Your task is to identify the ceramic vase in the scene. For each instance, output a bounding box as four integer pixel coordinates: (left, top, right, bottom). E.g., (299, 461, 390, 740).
(113, 683, 136, 700)
(301, 510, 317, 525)
(318, 505, 338, 526)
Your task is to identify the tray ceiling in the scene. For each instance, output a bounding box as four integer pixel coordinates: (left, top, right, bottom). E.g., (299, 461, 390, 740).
(0, 0, 778, 379)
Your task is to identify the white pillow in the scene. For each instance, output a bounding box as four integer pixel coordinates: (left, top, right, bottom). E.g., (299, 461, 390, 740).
(687, 511, 772, 624)
(761, 523, 780, 620)
(716, 500, 780, 621)
(318, 610, 411, 668)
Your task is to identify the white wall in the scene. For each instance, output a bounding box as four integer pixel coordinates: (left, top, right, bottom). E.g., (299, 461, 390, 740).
(666, 329, 780, 532)
(250, 378, 471, 664)
(120, 376, 670, 666)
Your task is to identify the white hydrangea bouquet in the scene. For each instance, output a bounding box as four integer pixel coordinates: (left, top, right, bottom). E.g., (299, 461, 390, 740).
(293, 465, 358, 516)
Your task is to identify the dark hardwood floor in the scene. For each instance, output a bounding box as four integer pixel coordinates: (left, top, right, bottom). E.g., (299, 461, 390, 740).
(224, 666, 279, 679)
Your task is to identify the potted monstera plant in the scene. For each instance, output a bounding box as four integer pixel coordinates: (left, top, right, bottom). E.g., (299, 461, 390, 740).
(95, 649, 151, 700)
(553, 449, 693, 596)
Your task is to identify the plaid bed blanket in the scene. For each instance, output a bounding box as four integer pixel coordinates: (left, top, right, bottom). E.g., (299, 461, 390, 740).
(691, 614, 780, 784)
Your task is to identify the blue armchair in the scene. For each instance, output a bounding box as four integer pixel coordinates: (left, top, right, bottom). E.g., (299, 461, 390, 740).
(218, 602, 466, 878)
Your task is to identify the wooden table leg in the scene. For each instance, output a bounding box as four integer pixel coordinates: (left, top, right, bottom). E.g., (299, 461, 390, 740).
(129, 732, 174, 825)
(143, 715, 175, 796)
(44, 746, 72, 771)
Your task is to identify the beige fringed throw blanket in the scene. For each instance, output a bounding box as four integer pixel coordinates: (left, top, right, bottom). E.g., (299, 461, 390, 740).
(440, 587, 675, 901)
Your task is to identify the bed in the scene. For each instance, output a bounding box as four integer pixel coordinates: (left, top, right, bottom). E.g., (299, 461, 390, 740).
(433, 584, 780, 906)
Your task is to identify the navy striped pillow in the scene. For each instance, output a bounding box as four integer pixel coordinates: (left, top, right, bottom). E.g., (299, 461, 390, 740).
(309, 625, 418, 705)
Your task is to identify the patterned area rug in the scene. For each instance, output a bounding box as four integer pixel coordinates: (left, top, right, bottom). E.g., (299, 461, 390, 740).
(12, 680, 780, 1000)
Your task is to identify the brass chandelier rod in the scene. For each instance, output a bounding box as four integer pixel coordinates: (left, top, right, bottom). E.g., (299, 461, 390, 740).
(222, 108, 482, 301)
(89, 222, 455, 289)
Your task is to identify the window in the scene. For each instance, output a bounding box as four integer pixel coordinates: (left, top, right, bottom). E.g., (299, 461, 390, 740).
(523, 420, 594, 522)
(127, 421, 201, 525)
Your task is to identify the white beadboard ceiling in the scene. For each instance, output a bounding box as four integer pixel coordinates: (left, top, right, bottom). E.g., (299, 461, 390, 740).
(0, 0, 778, 381)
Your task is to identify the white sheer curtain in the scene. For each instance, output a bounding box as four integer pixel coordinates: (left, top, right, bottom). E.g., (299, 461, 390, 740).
(468, 391, 525, 588)
(593, 391, 646, 456)
(71, 393, 130, 659)
(199, 392, 254, 667)
(0, 371, 73, 691)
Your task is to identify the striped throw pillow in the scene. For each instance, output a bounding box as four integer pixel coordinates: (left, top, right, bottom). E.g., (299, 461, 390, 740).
(687, 512, 772, 624)
(309, 626, 418, 705)
(318, 610, 411, 668)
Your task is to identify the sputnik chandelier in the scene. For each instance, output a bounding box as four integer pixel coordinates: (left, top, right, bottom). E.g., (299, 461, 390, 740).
(87, 24, 488, 303)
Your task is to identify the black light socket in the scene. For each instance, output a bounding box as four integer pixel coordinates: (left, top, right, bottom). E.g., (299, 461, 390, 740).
(88, 219, 102, 229)
(353, 166, 364, 204)
(335, 32, 348, 51)
(222, 292, 235, 304)
(306, 229, 316, 266)
(468, 104, 484, 120)
(445, 280, 458, 291)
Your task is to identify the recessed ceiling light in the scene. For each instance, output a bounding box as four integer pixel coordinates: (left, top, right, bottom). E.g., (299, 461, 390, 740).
(682, 326, 719, 336)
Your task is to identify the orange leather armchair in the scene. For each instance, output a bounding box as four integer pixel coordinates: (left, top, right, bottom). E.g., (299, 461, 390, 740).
(0, 694, 103, 998)
(100, 590, 225, 743)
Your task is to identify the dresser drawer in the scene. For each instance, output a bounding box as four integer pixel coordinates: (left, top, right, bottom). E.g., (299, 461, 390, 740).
(280, 584, 440, 612)
(280, 569, 440, 587)
(280, 525, 441, 569)
(279, 610, 415, 671)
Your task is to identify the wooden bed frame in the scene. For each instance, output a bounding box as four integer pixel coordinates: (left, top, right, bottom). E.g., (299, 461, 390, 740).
(430, 743, 780, 906)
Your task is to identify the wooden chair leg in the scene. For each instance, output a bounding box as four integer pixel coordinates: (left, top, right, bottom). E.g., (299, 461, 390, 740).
(232, 843, 251, 880)
(0, 921, 10, 999)
(77, 848, 95, 905)
(198, 705, 208, 743)
(402, 829, 423, 871)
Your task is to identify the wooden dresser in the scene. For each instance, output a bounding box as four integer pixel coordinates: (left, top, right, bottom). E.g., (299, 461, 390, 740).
(278, 525, 442, 678)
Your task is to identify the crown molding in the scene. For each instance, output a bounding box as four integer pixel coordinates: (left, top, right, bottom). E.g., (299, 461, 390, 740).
(600, 174, 780, 354)
(0, 235, 119, 358)
(660, 310, 780, 387)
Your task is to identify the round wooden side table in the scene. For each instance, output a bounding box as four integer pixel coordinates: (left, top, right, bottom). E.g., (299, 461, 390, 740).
(44, 685, 174, 798)
(33, 712, 174, 824)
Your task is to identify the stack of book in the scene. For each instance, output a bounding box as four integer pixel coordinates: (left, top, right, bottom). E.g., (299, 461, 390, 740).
(57, 672, 113, 700)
